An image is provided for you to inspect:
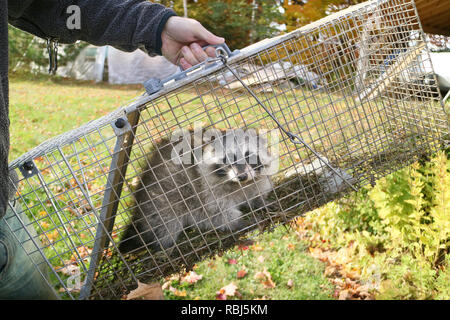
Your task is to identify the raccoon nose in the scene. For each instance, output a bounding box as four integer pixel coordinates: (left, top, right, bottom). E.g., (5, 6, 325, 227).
(238, 173, 248, 182)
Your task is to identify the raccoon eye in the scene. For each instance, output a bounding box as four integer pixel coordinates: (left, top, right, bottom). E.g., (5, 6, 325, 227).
(214, 164, 228, 177)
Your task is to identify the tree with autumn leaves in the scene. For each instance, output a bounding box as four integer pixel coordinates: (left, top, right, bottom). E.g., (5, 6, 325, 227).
(153, 0, 366, 49)
(154, 0, 283, 49)
(283, 0, 366, 32)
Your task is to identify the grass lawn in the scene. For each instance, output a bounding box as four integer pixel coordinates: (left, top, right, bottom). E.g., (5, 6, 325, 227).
(8, 74, 334, 300)
(162, 226, 334, 300)
(8, 75, 142, 160)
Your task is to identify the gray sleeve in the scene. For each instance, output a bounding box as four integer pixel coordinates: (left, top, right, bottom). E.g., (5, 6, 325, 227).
(8, 0, 177, 55)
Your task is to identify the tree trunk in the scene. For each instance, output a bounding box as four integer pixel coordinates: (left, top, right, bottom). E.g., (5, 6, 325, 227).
(183, 0, 188, 17)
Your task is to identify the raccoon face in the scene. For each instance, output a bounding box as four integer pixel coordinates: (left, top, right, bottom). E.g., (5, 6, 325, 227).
(211, 150, 265, 184)
(201, 129, 274, 185)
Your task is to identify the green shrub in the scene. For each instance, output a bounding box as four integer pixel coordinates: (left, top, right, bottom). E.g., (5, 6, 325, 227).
(335, 187, 384, 235)
(434, 254, 450, 300)
(369, 151, 449, 265)
(8, 25, 87, 74)
(376, 252, 437, 300)
(305, 150, 449, 299)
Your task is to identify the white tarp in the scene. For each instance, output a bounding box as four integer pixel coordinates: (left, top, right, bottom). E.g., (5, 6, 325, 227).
(68, 45, 180, 84)
(107, 47, 180, 84)
(430, 52, 450, 91)
(68, 46, 99, 81)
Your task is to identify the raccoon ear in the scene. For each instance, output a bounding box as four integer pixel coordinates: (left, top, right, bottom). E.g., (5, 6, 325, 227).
(260, 154, 278, 176)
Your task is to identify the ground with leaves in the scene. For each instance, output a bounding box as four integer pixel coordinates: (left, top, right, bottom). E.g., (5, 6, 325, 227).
(9, 75, 449, 300)
(157, 226, 335, 300)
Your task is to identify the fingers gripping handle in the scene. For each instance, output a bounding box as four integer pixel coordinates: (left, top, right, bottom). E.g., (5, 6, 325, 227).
(143, 43, 238, 95)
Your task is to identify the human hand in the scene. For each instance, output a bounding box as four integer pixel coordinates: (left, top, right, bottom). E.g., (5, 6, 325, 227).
(161, 16, 225, 70)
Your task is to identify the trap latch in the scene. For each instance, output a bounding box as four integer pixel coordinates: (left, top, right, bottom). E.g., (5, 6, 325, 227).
(143, 43, 239, 95)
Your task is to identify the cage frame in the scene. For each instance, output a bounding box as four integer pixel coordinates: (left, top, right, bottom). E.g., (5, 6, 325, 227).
(6, 0, 449, 300)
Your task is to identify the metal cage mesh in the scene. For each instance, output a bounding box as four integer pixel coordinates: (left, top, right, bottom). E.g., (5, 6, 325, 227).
(6, 0, 449, 299)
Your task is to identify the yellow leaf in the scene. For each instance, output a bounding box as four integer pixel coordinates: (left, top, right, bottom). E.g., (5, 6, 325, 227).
(251, 243, 264, 251)
(169, 286, 187, 297)
(40, 221, 50, 229)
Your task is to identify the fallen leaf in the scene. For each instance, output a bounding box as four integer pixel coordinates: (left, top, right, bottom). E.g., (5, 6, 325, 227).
(344, 267, 361, 280)
(217, 282, 238, 300)
(166, 285, 187, 298)
(172, 288, 187, 297)
(338, 289, 350, 300)
(222, 282, 238, 296)
(56, 263, 79, 276)
(207, 261, 216, 269)
(47, 230, 59, 242)
(162, 281, 171, 290)
(254, 268, 276, 289)
(71, 246, 92, 262)
(355, 284, 370, 297)
(287, 279, 294, 288)
(182, 271, 203, 284)
(309, 247, 327, 261)
(237, 269, 247, 279)
(251, 243, 264, 251)
(126, 281, 164, 300)
(40, 221, 50, 229)
(216, 293, 227, 300)
(324, 266, 338, 277)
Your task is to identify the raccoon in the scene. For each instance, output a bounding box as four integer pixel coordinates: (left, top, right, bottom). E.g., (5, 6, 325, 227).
(118, 128, 276, 254)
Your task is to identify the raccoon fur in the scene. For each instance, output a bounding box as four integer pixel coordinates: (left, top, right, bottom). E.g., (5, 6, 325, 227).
(118, 128, 276, 254)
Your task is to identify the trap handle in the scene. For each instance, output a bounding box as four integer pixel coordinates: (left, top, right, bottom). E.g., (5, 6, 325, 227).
(143, 43, 239, 95)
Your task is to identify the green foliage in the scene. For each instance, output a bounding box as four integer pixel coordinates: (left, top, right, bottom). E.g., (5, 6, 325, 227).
(376, 252, 438, 300)
(335, 187, 383, 235)
(8, 25, 87, 73)
(8, 25, 46, 72)
(434, 254, 450, 300)
(192, 0, 283, 49)
(305, 150, 450, 299)
(155, 0, 283, 50)
(369, 152, 449, 265)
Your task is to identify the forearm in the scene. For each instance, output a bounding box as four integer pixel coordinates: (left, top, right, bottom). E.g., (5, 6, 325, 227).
(8, 0, 176, 55)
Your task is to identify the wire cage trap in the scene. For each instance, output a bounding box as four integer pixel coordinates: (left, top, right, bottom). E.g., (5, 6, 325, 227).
(6, 0, 449, 299)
